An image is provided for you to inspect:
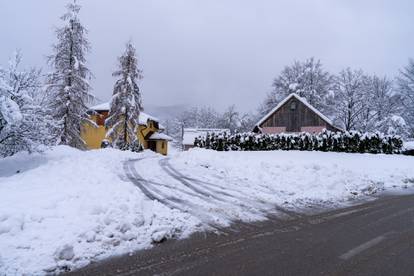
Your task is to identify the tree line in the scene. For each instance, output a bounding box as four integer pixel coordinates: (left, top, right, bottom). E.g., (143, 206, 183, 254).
(1, 1, 413, 157)
(0, 1, 144, 157)
(170, 57, 414, 140)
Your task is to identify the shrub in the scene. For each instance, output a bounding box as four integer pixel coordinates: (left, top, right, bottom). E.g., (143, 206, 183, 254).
(194, 130, 403, 154)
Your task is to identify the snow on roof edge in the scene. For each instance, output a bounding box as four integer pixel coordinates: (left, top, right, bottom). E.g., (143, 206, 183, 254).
(183, 128, 230, 132)
(90, 102, 160, 125)
(90, 102, 110, 111)
(148, 132, 173, 141)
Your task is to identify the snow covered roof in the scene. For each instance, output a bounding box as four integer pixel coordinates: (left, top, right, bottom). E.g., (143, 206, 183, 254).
(182, 128, 230, 145)
(90, 102, 160, 126)
(90, 102, 110, 111)
(404, 141, 414, 151)
(148, 132, 173, 141)
(255, 93, 334, 127)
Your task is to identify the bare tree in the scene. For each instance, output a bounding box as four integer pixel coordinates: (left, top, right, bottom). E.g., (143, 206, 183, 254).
(397, 59, 414, 137)
(333, 68, 368, 131)
(261, 57, 334, 116)
(360, 76, 401, 132)
(0, 52, 53, 157)
(238, 112, 258, 132)
(218, 105, 240, 133)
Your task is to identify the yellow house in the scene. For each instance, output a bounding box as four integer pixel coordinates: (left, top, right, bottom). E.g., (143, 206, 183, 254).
(81, 102, 173, 155)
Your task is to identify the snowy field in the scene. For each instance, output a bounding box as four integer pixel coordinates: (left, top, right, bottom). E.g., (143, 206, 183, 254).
(1, 147, 414, 275)
(0, 147, 200, 275)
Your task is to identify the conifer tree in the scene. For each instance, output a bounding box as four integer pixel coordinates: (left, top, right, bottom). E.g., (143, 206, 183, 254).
(105, 42, 143, 150)
(46, 1, 94, 148)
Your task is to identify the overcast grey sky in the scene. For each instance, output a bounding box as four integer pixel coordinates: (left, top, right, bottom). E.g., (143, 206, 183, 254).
(1, 0, 413, 112)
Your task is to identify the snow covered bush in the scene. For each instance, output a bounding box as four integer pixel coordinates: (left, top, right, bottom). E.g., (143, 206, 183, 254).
(194, 130, 403, 154)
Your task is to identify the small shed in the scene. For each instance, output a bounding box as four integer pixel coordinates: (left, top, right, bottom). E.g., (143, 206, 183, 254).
(182, 128, 230, 150)
(253, 93, 342, 134)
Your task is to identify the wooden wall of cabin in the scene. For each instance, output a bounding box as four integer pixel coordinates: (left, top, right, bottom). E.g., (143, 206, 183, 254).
(260, 97, 329, 132)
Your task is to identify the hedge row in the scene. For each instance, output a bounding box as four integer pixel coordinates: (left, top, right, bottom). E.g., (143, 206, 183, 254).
(193, 130, 403, 154)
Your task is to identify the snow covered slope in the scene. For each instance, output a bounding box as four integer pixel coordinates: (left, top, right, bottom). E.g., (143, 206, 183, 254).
(0, 147, 200, 275)
(170, 149, 414, 205)
(1, 147, 414, 275)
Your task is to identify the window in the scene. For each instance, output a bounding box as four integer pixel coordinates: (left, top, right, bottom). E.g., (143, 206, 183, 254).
(290, 101, 297, 111)
(96, 112, 108, 126)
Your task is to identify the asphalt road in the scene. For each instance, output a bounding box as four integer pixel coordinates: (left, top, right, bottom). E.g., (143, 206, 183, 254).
(69, 194, 414, 276)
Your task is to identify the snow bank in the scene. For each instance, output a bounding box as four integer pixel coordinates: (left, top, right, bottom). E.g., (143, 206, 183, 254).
(170, 148, 414, 206)
(0, 147, 200, 275)
(404, 141, 414, 151)
(1, 147, 414, 275)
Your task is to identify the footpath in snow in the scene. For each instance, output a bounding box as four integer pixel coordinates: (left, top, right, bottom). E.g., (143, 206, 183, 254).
(1, 146, 414, 275)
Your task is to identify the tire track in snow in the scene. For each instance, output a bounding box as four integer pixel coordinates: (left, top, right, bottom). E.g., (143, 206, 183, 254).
(160, 158, 260, 202)
(127, 157, 302, 228)
(158, 159, 221, 199)
(160, 158, 302, 219)
(123, 159, 180, 207)
(130, 158, 269, 226)
(124, 159, 228, 228)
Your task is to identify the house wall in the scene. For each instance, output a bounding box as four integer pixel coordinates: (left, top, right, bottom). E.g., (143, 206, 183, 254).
(81, 113, 168, 155)
(156, 140, 168, 155)
(81, 122, 107, 149)
(259, 97, 337, 133)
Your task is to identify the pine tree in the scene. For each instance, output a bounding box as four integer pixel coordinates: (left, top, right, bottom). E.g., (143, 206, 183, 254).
(0, 52, 52, 157)
(46, 1, 94, 149)
(105, 42, 143, 151)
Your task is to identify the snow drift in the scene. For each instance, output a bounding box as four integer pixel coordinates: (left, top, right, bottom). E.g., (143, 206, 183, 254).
(0, 147, 200, 275)
(1, 146, 414, 275)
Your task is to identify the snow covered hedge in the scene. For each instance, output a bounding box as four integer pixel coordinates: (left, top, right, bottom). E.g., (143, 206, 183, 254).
(194, 130, 403, 154)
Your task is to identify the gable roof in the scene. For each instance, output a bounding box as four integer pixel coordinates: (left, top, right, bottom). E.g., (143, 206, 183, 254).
(255, 93, 334, 128)
(90, 102, 161, 127)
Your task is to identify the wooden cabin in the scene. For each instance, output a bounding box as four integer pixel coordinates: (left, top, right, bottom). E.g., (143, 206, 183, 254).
(253, 93, 341, 134)
(81, 102, 172, 155)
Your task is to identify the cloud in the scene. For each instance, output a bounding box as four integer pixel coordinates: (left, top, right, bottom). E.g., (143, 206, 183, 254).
(1, 0, 413, 112)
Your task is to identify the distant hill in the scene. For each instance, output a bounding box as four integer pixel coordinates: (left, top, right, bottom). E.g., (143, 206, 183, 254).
(144, 104, 189, 121)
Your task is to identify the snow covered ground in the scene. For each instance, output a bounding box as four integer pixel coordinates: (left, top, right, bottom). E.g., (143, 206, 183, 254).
(0, 147, 200, 275)
(1, 147, 414, 275)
